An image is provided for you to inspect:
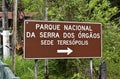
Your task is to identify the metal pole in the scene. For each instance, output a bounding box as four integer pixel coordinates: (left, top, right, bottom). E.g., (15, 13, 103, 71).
(34, 59, 38, 79)
(12, 0, 18, 74)
(90, 58, 93, 79)
(44, 0, 49, 79)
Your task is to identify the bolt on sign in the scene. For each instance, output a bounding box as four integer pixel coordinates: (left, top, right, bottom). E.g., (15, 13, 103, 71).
(24, 20, 102, 59)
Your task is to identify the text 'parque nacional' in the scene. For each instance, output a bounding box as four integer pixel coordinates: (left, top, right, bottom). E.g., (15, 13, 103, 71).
(24, 20, 102, 59)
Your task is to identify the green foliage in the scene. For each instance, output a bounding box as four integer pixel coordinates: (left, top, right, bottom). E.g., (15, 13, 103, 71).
(23, 0, 45, 20)
(2, 0, 120, 79)
(71, 73, 88, 79)
(3, 56, 45, 79)
(3, 56, 34, 79)
(47, 0, 120, 78)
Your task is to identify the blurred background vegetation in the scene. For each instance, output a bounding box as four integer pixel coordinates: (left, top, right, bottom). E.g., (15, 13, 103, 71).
(1, 0, 120, 79)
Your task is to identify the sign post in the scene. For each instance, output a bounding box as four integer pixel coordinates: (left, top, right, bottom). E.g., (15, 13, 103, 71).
(90, 58, 93, 79)
(24, 20, 102, 59)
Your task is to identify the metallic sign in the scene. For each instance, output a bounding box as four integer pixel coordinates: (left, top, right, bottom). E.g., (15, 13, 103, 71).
(24, 20, 102, 59)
